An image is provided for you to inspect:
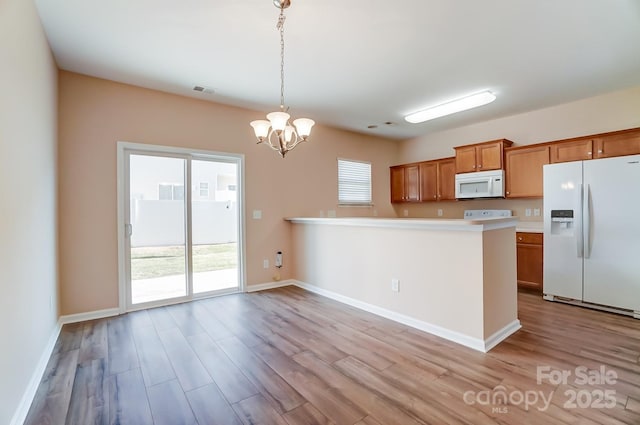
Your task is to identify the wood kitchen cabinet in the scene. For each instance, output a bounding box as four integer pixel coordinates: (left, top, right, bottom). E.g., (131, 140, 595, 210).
(546, 128, 640, 163)
(390, 164, 420, 203)
(550, 138, 594, 163)
(437, 157, 456, 200)
(418, 157, 456, 201)
(594, 129, 640, 158)
(454, 139, 513, 173)
(505, 145, 550, 198)
(516, 232, 543, 292)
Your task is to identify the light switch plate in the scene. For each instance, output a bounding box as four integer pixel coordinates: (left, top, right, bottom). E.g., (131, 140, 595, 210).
(525, 209, 532, 217)
(534, 208, 541, 216)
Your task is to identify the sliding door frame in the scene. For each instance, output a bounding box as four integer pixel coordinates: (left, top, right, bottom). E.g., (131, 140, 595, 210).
(116, 141, 246, 313)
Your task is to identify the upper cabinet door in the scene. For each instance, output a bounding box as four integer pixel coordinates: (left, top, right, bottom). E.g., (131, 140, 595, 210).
(437, 158, 456, 201)
(390, 166, 406, 203)
(454, 146, 477, 173)
(550, 138, 593, 163)
(476, 142, 503, 171)
(505, 145, 549, 198)
(419, 162, 438, 201)
(404, 164, 420, 202)
(594, 131, 640, 158)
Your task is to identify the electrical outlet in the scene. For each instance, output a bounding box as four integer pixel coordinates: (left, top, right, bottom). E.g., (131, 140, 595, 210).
(534, 208, 541, 217)
(328, 210, 336, 218)
(525, 208, 532, 217)
(253, 210, 262, 219)
(319, 210, 324, 217)
(437, 209, 443, 217)
(263, 259, 269, 269)
(403, 209, 409, 217)
(391, 278, 399, 292)
(373, 209, 378, 217)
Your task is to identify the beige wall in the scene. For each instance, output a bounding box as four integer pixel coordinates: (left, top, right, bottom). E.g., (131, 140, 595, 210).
(0, 0, 58, 423)
(58, 72, 399, 315)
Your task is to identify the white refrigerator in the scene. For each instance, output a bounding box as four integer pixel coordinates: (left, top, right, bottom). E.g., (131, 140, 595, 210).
(543, 154, 640, 317)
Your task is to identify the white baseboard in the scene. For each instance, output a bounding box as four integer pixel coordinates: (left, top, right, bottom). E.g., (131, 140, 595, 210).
(59, 307, 121, 325)
(246, 280, 294, 293)
(483, 320, 522, 352)
(292, 280, 518, 353)
(10, 321, 62, 425)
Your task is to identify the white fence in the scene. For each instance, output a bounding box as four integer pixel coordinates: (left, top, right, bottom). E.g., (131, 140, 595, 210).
(131, 200, 238, 247)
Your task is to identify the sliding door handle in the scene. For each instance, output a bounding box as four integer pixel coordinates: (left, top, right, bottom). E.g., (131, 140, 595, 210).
(125, 223, 133, 237)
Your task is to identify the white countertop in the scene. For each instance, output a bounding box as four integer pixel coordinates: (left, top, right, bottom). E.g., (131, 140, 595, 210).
(286, 217, 518, 232)
(515, 221, 544, 233)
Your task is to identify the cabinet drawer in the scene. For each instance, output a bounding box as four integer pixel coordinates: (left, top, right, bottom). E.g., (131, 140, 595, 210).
(516, 232, 543, 245)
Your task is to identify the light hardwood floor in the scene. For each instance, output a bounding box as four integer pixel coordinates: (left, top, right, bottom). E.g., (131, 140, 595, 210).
(24, 287, 640, 425)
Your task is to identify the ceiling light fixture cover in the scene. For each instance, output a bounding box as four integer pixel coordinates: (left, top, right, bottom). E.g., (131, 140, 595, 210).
(250, 0, 315, 158)
(404, 91, 496, 124)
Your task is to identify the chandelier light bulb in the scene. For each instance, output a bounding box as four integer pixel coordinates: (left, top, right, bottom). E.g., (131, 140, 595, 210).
(266, 111, 290, 132)
(250, 120, 271, 142)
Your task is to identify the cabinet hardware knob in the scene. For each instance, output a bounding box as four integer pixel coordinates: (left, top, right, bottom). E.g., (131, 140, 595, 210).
(587, 152, 592, 155)
(506, 191, 510, 195)
(518, 237, 523, 241)
(478, 165, 482, 168)
(434, 195, 437, 199)
(598, 150, 603, 153)
(472, 165, 476, 168)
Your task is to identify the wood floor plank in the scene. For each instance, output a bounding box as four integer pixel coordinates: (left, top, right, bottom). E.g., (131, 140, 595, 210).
(147, 306, 177, 332)
(202, 297, 266, 347)
(190, 301, 234, 341)
(108, 368, 153, 425)
(232, 394, 289, 425)
(147, 380, 196, 425)
(78, 320, 108, 364)
(59, 323, 84, 353)
(24, 349, 79, 425)
(217, 336, 305, 414)
(65, 358, 109, 425)
(157, 327, 213, 392)
(107, 315, 139, 376)
(185, 383, 243, 425)
(186, 332, 259, 404)
(282, 403, 335, 425)
(254, 343, 366, 425)
(292, 351, 426, 425)
(166, 302, 206, 337)
(129, 324, 176, 387)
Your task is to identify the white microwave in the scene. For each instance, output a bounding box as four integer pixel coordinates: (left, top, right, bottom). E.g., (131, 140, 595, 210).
(455, 169, 505, 199)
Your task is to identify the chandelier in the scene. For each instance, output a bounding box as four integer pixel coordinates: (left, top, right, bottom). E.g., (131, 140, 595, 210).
(250, 0, 315, 158)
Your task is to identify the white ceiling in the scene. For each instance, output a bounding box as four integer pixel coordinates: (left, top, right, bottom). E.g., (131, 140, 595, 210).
(35, 0, 640, 139)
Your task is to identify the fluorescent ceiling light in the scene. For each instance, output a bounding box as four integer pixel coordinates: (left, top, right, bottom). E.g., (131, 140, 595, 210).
(404, 91, 496, 124)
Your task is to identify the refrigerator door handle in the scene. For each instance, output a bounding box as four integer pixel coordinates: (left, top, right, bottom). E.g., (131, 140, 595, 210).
(584, 184, 592, 259)
(576, 183, 584, 258)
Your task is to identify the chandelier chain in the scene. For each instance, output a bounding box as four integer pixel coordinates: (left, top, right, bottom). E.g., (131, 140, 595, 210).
(277, 8, 286, 111)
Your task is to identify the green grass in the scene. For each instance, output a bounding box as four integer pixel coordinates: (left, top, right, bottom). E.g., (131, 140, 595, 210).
(131, 243, 237, 280)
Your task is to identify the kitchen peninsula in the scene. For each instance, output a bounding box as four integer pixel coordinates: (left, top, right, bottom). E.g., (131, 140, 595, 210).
(286, 217, 521, 352)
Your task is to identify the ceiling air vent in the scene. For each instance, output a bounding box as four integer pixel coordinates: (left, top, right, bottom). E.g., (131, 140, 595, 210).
(193, 85, 215, 95)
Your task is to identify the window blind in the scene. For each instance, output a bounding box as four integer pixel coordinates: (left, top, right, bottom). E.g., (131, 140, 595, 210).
(338, 159, 372, 205)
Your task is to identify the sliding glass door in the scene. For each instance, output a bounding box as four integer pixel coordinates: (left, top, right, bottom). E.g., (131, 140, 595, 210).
(121, 146, 243, 310)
